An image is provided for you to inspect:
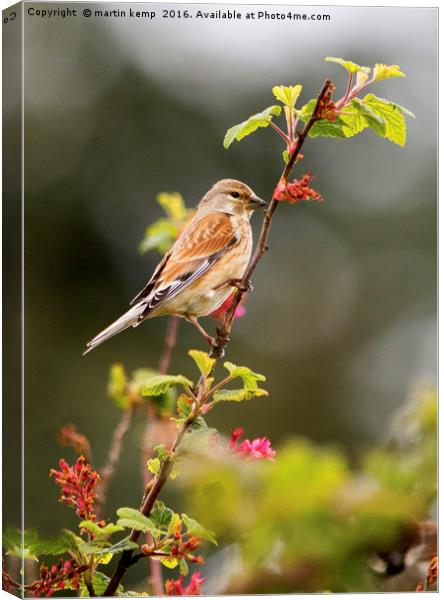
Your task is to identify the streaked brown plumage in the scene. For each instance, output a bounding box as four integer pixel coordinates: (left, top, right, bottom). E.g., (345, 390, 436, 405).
(84, 179, 266, 354)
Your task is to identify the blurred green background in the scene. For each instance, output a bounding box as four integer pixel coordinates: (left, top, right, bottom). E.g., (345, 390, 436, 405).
(17, 1, 436, 578)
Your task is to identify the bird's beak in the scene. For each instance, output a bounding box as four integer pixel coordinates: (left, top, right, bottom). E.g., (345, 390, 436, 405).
(249, 194, 267, 209)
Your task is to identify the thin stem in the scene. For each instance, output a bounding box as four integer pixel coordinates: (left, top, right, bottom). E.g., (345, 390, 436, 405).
(96, 405, 136, 512)
(269, 120, 291, 144)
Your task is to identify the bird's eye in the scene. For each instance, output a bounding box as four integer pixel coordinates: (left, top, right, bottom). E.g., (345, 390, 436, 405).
(230, 191, 240, 198)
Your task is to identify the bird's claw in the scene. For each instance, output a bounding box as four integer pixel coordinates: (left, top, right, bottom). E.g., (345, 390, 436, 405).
(230, 278, 254, 293)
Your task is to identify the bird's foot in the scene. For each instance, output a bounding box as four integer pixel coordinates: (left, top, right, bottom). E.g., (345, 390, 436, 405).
(228, 278, 254, 293)
(187, 315, 217, 347)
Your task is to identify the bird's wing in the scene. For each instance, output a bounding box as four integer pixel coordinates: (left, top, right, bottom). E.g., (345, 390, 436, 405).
(130, 212, 238, 313)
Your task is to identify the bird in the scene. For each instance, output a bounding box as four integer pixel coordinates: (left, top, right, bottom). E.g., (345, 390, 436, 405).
(84, 179, 266, 354)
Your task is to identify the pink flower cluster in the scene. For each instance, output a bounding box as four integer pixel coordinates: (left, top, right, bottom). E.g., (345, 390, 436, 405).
(211, 291, 246, 321)
(50, 456, 99, 520)
(165, 572, 206, 596)
(229, 427, 276, 461)
(273, 173, 322, 205)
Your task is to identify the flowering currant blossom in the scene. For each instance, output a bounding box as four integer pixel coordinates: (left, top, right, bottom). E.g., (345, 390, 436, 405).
(165, 572, 206, 596)
(229, 427, 276, 461)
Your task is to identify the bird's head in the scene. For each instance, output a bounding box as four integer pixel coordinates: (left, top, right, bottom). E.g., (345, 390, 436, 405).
(199, 179, 267, 218)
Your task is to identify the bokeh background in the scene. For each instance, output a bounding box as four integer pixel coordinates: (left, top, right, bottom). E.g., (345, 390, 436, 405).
(16, 1, 437, 585)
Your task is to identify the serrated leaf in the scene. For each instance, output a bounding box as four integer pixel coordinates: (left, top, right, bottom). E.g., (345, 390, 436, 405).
(178, 427, 217, 453)
(3, 528, 79, 560)
(154, 444, 170, 461)
(373, 63, 405, 82)
(147, 458, 161, 476)
(188, 349, 215, 378)
(213, 388, 268, 402)
(362, 94, 407, 146)
(167, 512, 182, 536)
(223, 105, 282, 149)
(309, 119, 346, 139)
(141, 374, 193, 396)
(350, 99, 386, 137)
(325, 56, 371, 74)
(79, 521, 124, 539)
(151, 501, 174, 531)
(340, 103, 368, 138)
(223, 362, 266, 391)
(272, 85, 302, 108)
(116, 507, 161, 535)
(181, 514, 217, 545)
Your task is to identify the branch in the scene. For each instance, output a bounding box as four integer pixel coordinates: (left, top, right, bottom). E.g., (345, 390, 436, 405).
(141, 316, 179, 595)
(210, 79, 333, 359)
(105, 417, 192, 596)
(104, 80, 333, 597)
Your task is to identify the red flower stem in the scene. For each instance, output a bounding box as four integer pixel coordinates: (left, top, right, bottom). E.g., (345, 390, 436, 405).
(104, 79, 333, 597)
(269, 119, 291, 144)
(210, 79, 333, 359)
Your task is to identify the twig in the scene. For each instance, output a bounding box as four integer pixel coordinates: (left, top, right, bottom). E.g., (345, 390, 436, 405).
(96, 405, 136, 512)
(104, 79, 332, 597)
(210, 79, 333, 359)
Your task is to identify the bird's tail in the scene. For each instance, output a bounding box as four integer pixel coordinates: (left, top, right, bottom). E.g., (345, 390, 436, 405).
(83, 302, 146, 355)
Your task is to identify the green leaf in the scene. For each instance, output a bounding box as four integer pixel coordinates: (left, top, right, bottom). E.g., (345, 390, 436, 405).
(272, 85, 302, 108)
(94, 537, 139, 556)
(147, 457, 161, 476)
(223, 105, 282, 149)
(223, 361, 266, 391)
(107, 363, 129, 409)
(373, 63, 405, 82)
(178, 427, 217, 453)
(116, 508, 161, 535)
(151, 501, 174, 531)
(139, 218, 178, 255)
(309, 119, 346, 139)
(154, 444, 170, 461)
(181, 514, 217, 545)
(348, 99, 386, 137)
(79, 521, 124, 539)
(3, 528, 79, 560)
(180, 558, 189, 576)
(325, 56, 371, 74)
(299, 99, 345, 139)
(339, 102, 368, 138)
(362, 94, 408, 146)
(79, 571, 123, 597)
(188, 349, 215, 378)
(177, 393, 193, 419)
(160, 556, 179, 569)
(167, 512, 182, 536)
(213, 388, 268, 402)
(156, 192, 188, 221)
(141, 374, 193, 396)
